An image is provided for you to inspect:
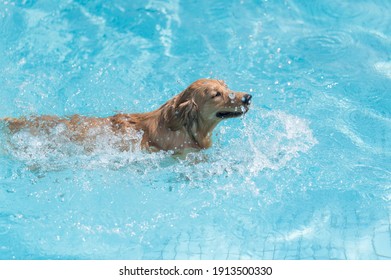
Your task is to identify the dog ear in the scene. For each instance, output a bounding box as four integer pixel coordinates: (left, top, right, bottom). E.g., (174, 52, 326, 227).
(177, 99, 199, 127)
(165, 99, 199, 131)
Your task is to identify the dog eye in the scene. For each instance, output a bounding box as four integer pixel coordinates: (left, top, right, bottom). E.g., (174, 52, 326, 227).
(213, 92, 222, 98)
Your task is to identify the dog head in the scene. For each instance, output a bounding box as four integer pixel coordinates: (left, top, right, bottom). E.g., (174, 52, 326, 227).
(166, 79, 251, 128)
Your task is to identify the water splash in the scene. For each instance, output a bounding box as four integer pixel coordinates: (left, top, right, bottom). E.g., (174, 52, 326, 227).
(1, 109, 317, 180)
(228, 92, 236, 100)
(1, 122, 161, 172)
(239, 109, 318, 173)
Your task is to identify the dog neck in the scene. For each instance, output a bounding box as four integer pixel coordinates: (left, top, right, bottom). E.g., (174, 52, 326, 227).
(185, 116, 219, 150)
(133, 107, 219, 153)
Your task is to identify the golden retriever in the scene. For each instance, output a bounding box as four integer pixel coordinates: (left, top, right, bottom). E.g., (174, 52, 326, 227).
(2, 79, 252, 154)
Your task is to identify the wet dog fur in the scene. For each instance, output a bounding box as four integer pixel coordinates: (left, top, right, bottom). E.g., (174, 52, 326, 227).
(2, 79, 252, 154)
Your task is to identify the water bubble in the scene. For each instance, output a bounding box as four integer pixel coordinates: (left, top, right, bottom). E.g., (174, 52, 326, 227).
(228, 92, 236, 100)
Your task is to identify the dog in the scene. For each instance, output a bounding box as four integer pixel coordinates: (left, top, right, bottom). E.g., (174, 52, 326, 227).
(2, 79, 252, 154)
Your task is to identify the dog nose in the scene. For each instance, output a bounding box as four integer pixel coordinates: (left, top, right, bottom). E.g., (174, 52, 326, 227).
(242, 94, 252, 105)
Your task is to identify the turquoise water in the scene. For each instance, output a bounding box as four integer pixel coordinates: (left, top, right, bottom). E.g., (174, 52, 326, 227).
(0, 0, 390, 259)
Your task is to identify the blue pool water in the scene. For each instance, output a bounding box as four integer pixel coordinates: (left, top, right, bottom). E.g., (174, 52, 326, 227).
(0, 0, 390, 260)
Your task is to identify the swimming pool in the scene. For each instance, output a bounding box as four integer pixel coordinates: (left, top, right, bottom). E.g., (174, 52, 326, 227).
(0, 0, 390, 260)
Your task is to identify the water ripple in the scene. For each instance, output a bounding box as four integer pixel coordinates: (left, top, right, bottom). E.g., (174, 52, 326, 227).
(295, 30, 353, 59)
(311, 1, 368, 20)
(299, 0, 391, 28)
(345, 109, 390, 155)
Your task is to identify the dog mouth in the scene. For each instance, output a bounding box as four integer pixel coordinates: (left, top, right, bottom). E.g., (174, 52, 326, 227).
(216, 107, 249, 119)
(216, 111, 243, 119)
